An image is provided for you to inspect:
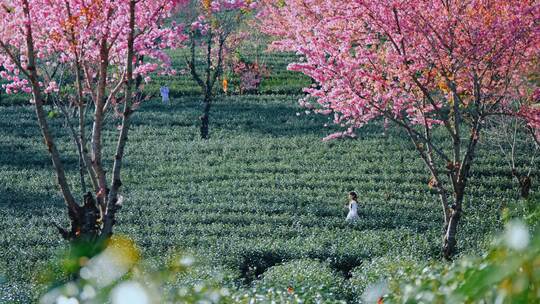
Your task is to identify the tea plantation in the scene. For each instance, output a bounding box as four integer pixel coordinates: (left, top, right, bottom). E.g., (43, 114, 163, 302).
(0, 53, 536, 302)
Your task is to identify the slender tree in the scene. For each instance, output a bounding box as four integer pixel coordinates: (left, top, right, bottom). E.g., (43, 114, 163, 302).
(183, 0, 257, 139)
(0, 0, 187, 244)
(260, 0, 540, 259)
(485, 114, 539, 199)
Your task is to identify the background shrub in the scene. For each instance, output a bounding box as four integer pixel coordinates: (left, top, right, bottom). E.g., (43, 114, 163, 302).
(349, 255, 420, 302)
(253, 259, 348, 302)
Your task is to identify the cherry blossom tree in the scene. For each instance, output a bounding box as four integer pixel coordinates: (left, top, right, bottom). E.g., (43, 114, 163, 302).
(260, 0, 540, 259)
(183, 0, 257, 139)
(0, 0, 187, 244)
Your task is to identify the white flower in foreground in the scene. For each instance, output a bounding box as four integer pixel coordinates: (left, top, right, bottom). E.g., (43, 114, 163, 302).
(504, 221, 529, 251)
(80, 285, 96, 301)
(111, 282, 150, 304)
(56, 296, 79, 304)
(362, 281, 388, 304)
(40, 285, 79, 304)
(80, 236, 139, 287)
(180, 256, 194, 267)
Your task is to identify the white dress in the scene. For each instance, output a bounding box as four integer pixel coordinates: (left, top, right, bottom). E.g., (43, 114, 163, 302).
(346, 201, 359, 221)
(160, 86, 170, 105)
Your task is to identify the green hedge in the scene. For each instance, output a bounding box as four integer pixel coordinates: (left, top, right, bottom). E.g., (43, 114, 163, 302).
(249, 259, 348, 302)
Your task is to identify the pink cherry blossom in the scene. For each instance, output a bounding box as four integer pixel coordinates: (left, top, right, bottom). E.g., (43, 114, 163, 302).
(259, 0, 540, 259)
(0, 0, 189, 97)
(259, 0, 540, 134)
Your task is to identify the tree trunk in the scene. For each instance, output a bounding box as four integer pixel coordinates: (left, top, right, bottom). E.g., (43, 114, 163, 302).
(200, 94, 211, 139)
(19, 0, 109, 246)
(101, 0, 137, 239)
(439, 191, 451, 234)
(19, 0, 80, 217)
(519, 176, 531, 199)
(443, 204, 461, 260)
(512, 170, 531, 199)
(443, 185, 464, 260)
(56, 193, 101, 241)
(91, 38, 110, 206)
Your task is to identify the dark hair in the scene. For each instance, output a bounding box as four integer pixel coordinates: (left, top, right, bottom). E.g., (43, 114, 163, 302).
(349, 191, 358, 200)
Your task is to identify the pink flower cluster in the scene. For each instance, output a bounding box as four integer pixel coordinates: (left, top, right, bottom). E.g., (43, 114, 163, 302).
(2, 77, 31, 94)
(232, 59, 269, 93)
(0, 0, 188, 99)
(191, 15, 210, 34)
(259, 0, 540, 138)
(322, 129, 357, 142)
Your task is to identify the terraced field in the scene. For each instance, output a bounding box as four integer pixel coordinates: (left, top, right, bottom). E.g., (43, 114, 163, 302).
(0, 53, 535, 302)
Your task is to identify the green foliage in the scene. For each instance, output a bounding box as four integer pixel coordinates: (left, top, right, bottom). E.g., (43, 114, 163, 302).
(253, 259, 347, 302)
(382, 221, 540, 304)
(0, 94, 537, 302)
(0, 48, 538, 302)
(47, 110, 60, 119)
(34, 220, 540, 304)
(350, 255, 420, 302)
(145, 50, 311, 98)
(513, 195, 540, 228)
(0, 92, 30, 106)
(37, 236, 232, 304)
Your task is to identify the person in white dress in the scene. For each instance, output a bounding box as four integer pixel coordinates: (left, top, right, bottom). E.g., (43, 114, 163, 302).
(160, 86, 170, 105)
(346, 191, 359, 222)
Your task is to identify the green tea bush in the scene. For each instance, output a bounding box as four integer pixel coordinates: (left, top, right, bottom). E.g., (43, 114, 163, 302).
(36, 236, 233, 304)
(0, 49, 538, 301)
(509, 194, 540, 229)
(358, 196, 540, 304)
(349, 255, 420, 302)
(33, 220, 540, 304)
(0, 93, 30, 106)
(252, 259, 348, 302)
(382, 221, 540, 304)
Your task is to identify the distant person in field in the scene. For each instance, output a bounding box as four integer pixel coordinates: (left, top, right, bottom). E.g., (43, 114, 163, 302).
(160, 86, 170, 105)
(346, 191, 359, 222)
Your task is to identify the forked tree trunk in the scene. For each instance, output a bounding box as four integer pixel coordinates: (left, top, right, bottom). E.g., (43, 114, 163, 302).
(19, 0, 137, 245)
(20, 0, 104, 244)
(57, 193, 101, 241)
(442, 158, 473, 259)
(200, 28, 213, 140)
